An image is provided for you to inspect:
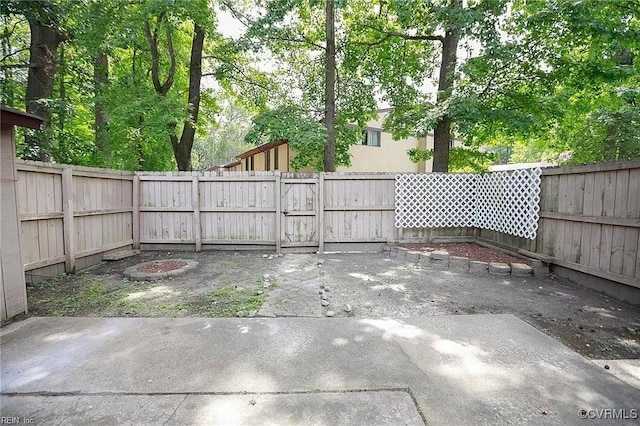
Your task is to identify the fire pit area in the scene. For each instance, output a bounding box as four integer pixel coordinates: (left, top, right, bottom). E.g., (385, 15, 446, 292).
(123, 259, 198, 281)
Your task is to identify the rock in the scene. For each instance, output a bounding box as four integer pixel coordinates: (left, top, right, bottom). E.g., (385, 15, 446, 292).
(326, 311, 335, 317)
(263, 282, 270, 289)
(268, 255, 274, 260)
(321, 300, 329, 307)
(248, 310, 257, 318)
(263, 273, 271, 280)
(321, 294, 328, 300)
(317, 259, 325, 265)
(510, 263, 533, 277)
(236, 311, 245, 318)
(470, 261, 489, 274)
(344, 304, 352, 313)
(319, 290, 324, 295)
(262, 254, 268, 258)
(489, 262, 511, 276)
(323, 286, 330, 292)
(431, 250, 449, 261)
(406, 251, 421, 263)
(277, 253, 284, 258)
(257, 290, 263, 295)
(449, 256, 470, 272)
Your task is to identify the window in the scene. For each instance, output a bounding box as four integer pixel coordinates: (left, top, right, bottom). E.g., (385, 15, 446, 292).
(362, 129, 381, 147)
(249, 156, 254, 171)
(274, 148, 279, 170)
(265, 150, 271, 171)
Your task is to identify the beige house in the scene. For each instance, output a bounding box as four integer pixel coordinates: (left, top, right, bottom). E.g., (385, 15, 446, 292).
(212, 109, 460, 173)
(1, 106, 43, 321)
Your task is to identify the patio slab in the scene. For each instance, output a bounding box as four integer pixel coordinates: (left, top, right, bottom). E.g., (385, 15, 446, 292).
(1, 315, 639, 425)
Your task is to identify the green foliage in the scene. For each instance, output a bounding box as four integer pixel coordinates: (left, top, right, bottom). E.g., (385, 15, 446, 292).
(245, 106, 328, 170)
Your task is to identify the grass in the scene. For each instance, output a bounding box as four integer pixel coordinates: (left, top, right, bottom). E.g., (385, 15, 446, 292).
(203, 284, 266, 317)
(27, 272, 269, 318)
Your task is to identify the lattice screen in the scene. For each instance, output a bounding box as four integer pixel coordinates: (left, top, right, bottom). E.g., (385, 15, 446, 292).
(395, 173, 478, 228)
(395, 168, 542, 239)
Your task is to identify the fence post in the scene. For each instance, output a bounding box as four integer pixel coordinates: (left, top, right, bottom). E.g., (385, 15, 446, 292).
(275, 173, 281, 254)
(318, 173, 324, 253)
(132, 174, 140, 250)
(62, 167, 75, 273)
(192, 175, 201, 252)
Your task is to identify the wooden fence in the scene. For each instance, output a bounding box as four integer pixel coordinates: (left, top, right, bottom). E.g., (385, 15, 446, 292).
(15, 159, 639, 289)
(137, 172, 468, 253)
(16, 160, 135, 282)
(478, 159, 640, 289)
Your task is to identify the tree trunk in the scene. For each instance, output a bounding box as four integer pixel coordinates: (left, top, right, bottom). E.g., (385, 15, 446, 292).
(431, 0, 461, 173)
(323, 0, 336, 172)
(171, 23, 205, 171)
(24, 21, 65, 161)
(94, 50, 109, 161)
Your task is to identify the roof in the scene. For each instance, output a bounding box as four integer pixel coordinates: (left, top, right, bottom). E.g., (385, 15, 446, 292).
(206, 159, 241, 171)
(236, 139, 288, 159)
(1, 106, 44, 129)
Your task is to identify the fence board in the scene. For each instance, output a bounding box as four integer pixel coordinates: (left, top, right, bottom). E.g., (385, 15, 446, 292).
(16, 161, 134, 280)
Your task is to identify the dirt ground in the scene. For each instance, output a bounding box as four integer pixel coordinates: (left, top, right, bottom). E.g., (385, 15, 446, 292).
(23, 248, 640, 361)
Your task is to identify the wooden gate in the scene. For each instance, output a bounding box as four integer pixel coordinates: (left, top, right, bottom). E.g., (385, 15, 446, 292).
(280, 177, 319, 250)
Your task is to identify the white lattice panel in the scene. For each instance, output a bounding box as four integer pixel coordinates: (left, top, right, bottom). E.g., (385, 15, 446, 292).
(395, 173, 478, 228)
(473, 168, 541, 239)
(395, 168, 541, 239)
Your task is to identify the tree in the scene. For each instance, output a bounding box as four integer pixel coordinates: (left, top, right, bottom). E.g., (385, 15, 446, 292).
(235, 0, 377, 171)
(1, 0, 70, 161)
(345, 0, 509, 172)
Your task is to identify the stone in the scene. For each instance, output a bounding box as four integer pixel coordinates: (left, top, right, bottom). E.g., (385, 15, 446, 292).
(319, 290, 324, 295)
(326, 311, 335, 317)
(511, 263, 534, 277)
(262, 254, 268, 258)
(236, 311, 245, 318)
(263, 274, 271, 280)
(431, 250, 450, 261)
(321, 300, 329, 307)
(406, 251, 421, 263)
(489, 262, 511, 276)
(323, 286, 330, 292)
(430, 254, 449, 269)
(418, 253, 431, 267)
(268, 255, 274, 260)
(529, 259, 550, 277)
(277, 253, 284, 258)
(469, 261, 489, 274)
(344, 304, 352, 313)
(321, 294, 328, 301)
(257, 290, 263, 295)
(396, 247, 409, 259)
(317, 259, 325, 265)
(263, 282, 270, 289)
(449, 256, 470, 272)
(247, 310, 257, 318)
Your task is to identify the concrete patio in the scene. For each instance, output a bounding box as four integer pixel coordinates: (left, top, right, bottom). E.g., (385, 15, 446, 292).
(1, 314, 638, 425)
